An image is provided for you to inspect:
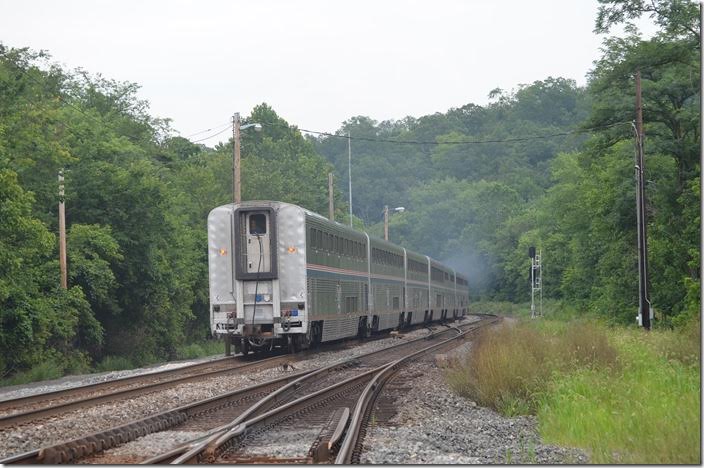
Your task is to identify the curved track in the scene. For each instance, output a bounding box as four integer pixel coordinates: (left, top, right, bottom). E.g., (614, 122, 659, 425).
(0, 315, 497, 465)
(151, 316, 498, 465)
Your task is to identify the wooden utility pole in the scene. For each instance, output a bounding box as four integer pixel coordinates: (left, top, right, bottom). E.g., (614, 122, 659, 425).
(383, 205, 389, 241)
(635, 71, 651, 329)
(58, 170, 67, 289)
(233, 113, 242, 204)
(348, 132, 352, 227)
(328, 172, 335, 221)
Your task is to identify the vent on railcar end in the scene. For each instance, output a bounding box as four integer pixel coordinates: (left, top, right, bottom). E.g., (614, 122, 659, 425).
(234, 207, 278, 280)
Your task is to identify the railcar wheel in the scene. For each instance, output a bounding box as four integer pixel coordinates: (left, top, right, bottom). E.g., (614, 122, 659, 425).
(357, 317, 369, 340)
(240, 338, 250, 356)
(224, 334, 232, 356)
(287, 335, 298, 354)
(371, 316, 379, 334)
(311, 322, 323, 348)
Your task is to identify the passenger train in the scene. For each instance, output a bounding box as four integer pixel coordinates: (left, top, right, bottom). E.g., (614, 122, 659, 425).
(208, 201, 470, 354)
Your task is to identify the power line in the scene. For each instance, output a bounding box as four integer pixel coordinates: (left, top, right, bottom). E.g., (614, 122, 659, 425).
(295, 121, 630, 146)
(191, 125, 231, 143)
(184, 121, 231, 138)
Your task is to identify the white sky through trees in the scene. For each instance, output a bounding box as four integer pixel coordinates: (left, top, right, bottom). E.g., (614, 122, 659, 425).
(1, 0, 658, 143)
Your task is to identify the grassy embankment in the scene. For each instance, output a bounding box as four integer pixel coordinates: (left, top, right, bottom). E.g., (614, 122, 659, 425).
(447, 303, 700, 464)
(1, 339, 224, 387)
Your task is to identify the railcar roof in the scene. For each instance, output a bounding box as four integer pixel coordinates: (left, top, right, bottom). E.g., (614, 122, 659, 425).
(211, 200, 457, 275)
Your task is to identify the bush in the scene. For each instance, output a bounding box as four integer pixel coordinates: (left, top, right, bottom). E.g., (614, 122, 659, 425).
(175, 339, 223, 360)
(447, 323, 549, 414)
(446, 320, 617, 415)
(1, 360, 64, 387)
(94, 355, 135, 373)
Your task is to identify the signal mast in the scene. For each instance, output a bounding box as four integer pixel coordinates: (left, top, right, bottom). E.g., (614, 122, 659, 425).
(529, 246, 542, 318)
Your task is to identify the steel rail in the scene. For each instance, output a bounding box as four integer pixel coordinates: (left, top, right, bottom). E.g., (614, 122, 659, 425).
(0, 354, 293, 430)
(0, 317, 487, 465)
(335, 315, 499, 464)
(0, 369, 313, 465)
(140, 321, 472, 464)
(0, 324, 411, 426)
(0, 356, 234, 410)
(163, 317, 494, 464)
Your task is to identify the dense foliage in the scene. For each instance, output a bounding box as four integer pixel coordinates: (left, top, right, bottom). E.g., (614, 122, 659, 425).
(0, 0, 699, 379)
(0, 48, 339, 377)
(314, 0, 700, 324)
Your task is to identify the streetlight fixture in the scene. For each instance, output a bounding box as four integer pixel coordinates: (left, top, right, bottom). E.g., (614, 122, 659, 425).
(232, 113, 263, 204)
(383, 205, 406, 241)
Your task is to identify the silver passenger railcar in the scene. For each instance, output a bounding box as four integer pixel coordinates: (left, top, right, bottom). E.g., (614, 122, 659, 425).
(208, 201, 469, 354)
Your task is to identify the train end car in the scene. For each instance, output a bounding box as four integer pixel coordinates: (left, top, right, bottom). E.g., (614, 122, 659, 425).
(208, 201, 309, 354)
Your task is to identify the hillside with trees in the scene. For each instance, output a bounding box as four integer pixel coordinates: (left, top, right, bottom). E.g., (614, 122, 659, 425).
(313, 0, 700, 324)
(0, 51, 343, 377)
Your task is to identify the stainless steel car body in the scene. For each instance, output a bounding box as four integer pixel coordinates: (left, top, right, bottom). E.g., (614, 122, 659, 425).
(208, 201, 470, 350)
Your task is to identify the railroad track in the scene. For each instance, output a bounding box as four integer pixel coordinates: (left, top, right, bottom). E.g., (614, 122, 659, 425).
(0, 354, 296, 429)
(144, 315, 498, 465)
(0, 333, 390, 431)
(335, 316, 499, 464)
(0, 316, 496, 464)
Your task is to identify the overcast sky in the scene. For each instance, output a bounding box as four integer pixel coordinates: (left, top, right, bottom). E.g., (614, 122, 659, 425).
(1, 0, 658, 144)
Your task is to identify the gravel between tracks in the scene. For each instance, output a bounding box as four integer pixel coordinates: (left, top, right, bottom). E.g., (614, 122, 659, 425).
(0, 355, 227, 403)
(359, 341, 589, 464)
(0, 322, 459, 460)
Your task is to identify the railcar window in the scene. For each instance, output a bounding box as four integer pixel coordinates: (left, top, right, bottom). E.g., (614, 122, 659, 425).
(249, 214, 266, 234)
(408, 259, 426, 274)
(345, 296, 358, 313)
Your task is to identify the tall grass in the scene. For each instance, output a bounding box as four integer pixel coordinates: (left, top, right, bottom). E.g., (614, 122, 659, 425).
(1, 360, 64, 387)
(175, 339, 223, 360)
(446, 318, 700, 464)
(446, 320, 617, 414)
